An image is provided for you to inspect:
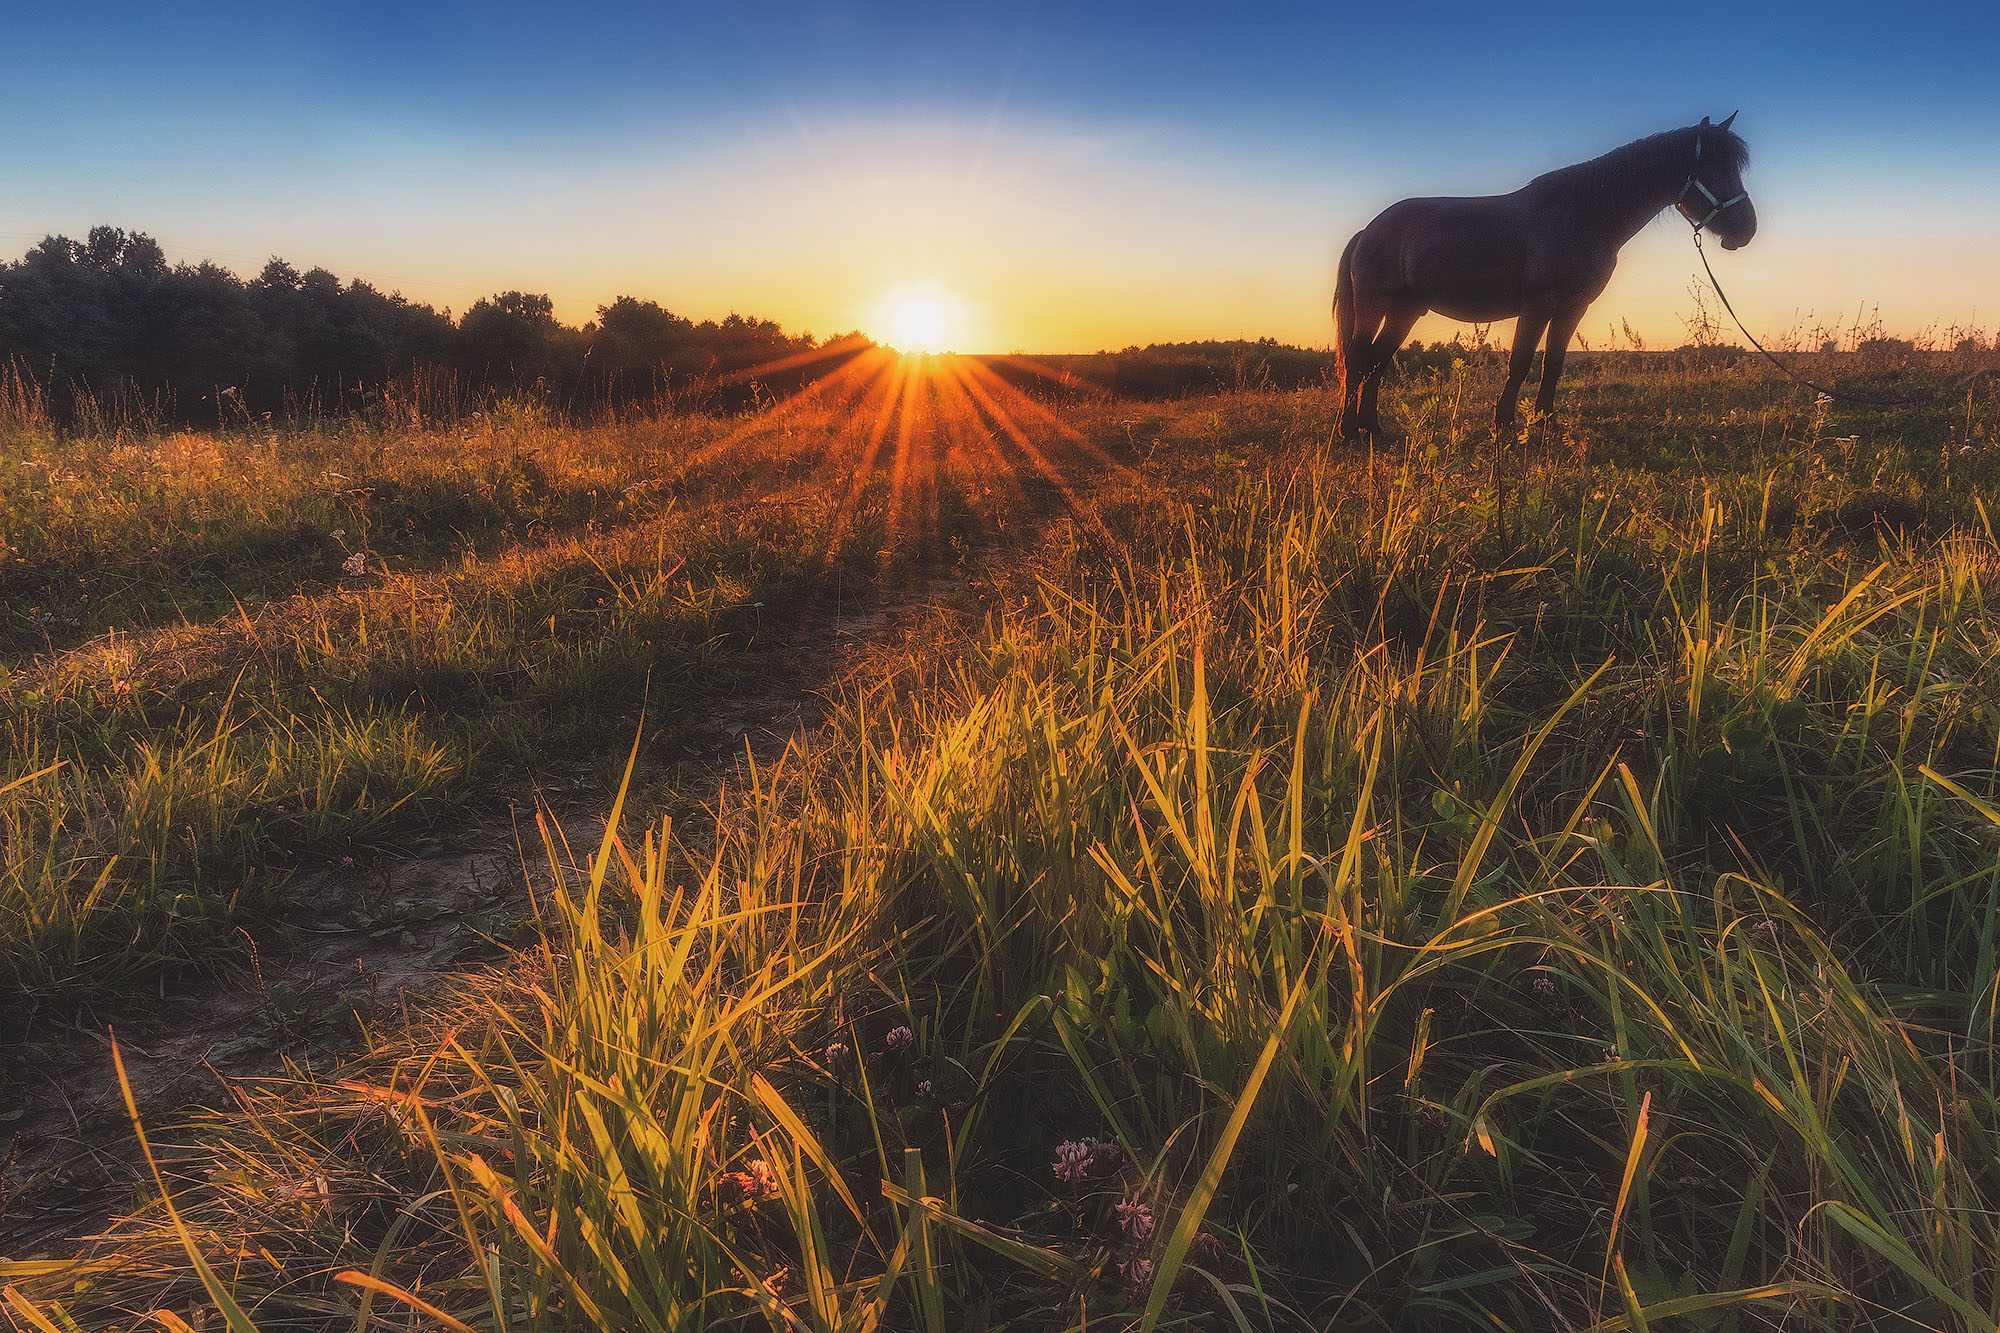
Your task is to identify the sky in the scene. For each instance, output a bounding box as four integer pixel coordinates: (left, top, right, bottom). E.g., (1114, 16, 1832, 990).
(4, 2, 1996, 353)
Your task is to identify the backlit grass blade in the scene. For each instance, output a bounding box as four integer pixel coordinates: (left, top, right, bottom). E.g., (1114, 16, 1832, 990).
(1580, 1283, 1832, 1333)
(2, 1286, 74, 1333)
(334, 1273, 481, 1333)
(1600, 1091, 1651, 1305)
(1818, 1201, 1988, 1326)
(109, 1035, 262, 1333)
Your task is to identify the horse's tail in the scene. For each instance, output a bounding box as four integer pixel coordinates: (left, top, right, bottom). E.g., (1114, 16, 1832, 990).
(1331, 230, 1361, 389)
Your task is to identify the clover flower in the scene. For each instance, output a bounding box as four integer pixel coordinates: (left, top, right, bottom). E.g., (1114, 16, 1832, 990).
(1118, 1255, 1156, 1286)
(1052, 1136, 1119, 1183)
(717, 1158, 779, 1209)
(883, 1025, 914, 1053)
(1052, 1140, 1095, 1181)
(1115, 1196, 1155, 1242)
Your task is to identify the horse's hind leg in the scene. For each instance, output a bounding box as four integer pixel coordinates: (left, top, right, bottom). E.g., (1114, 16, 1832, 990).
(1360, 299, 1424, 443)
(1340, 293, 1390, 441)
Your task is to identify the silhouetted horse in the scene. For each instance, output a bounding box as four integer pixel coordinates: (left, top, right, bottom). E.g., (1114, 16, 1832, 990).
(1333, 115, 1756, 443)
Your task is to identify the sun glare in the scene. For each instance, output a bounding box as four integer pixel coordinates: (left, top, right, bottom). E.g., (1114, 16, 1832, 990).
(874, 285, 962, 354)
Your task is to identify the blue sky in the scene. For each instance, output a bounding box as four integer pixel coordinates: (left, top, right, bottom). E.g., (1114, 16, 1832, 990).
(5, 2, 1995, 350)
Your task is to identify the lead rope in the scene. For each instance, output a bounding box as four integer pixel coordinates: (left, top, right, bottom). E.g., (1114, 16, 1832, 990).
(1691, 228, 1932, 407)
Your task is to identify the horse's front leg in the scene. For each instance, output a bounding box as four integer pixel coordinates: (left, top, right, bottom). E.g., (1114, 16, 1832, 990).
(1495, 311, 1551, 433)
(1533, 304, 1589, 419)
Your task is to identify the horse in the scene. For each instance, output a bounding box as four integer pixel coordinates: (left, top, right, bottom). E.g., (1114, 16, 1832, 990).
(1332, 114, 1756, 444)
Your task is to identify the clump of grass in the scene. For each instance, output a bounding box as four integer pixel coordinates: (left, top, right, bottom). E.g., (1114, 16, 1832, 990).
(1, 708, 463, 994)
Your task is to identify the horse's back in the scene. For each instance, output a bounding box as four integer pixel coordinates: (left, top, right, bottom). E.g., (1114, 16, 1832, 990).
(1351, 194, 1532, 317)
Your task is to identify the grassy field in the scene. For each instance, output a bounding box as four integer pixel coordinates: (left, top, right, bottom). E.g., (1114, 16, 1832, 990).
(7, 345, 2000, 1329)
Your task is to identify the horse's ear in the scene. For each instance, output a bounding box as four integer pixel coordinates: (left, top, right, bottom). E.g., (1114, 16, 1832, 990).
(1700, 115, 1712, 126)
(1718, 110, 1738, 133)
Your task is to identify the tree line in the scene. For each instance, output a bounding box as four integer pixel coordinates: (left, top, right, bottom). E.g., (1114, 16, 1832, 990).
(0, 226, 853, 425)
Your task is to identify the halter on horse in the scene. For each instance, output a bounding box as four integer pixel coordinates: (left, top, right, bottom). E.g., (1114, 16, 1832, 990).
(1333, 115, 1756, 444)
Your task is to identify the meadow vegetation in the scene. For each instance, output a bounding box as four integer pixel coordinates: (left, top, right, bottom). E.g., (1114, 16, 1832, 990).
(7, 343, 2000, 1330)
(0, 352, 1067, 1001)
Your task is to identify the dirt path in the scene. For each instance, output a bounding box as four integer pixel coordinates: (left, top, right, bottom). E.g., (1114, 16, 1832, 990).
(0, 556, 998, 1257)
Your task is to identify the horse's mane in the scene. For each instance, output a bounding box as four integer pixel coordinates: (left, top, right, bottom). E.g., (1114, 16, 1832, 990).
(1530, 124, 1750, 198)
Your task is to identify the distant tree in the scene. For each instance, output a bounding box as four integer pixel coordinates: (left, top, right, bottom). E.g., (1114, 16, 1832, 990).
(594, 296, 695, 377)
(256, 257, 302, 291)
(0, 227, 823, 424)
(460, 291, 580, 388)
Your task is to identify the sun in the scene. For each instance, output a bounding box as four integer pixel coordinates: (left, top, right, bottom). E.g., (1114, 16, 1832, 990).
(872, 284, 963, 354)
(889, 295, 946, 352)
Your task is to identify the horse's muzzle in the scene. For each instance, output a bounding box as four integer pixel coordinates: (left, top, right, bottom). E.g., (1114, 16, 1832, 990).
(1717, 204, 1757, 251)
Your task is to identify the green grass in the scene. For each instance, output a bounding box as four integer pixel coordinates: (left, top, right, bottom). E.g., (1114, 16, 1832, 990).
(7, 347, 2000, 1328)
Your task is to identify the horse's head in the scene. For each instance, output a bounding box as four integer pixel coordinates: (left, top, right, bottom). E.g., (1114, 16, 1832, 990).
(1679, 113, 1756, 250)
